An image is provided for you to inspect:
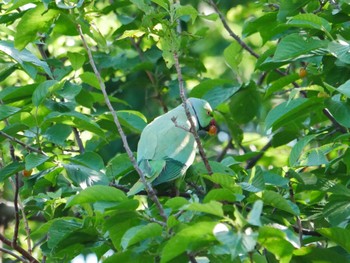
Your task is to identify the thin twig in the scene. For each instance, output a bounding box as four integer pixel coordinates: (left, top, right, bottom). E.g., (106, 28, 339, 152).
(77, 24, 168, 222)
(288, 180, 303, 245)
(216, 139, 233, 162)
(322, 108, 348, 134)
(173, 52, 213, 175)
(207, 0, 259, 59)
(188, 253, 197, 263)
(0, 131, 45, 155)
(72, 127, 85, 154)
(0, 234, 39, 263)
(11, 174, 20, 247)
(0, 247, 28, 262)
(245, 140, 272, 169)
(8, 143, 20, 248)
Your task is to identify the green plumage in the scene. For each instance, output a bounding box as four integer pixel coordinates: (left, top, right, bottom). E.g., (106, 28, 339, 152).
(128, 98, 213, 195)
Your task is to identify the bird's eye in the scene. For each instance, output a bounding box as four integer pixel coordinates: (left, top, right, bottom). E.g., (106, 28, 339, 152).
(207, 111, 211, 115)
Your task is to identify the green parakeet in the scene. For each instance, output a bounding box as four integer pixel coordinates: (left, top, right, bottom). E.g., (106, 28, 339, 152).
(128, 98, 216, 195)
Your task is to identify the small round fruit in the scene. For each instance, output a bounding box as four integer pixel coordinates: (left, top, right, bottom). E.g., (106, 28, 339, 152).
(299, 68, 307, 78)
(23, 169, 32, 177)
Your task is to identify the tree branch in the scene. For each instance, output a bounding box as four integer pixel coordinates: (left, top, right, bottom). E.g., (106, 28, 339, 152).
(173, 52, 213, 175)
(207, 0, 259, 59)
(77, 24, 168, 222)
(0, 247, 28, 262)
(72, 127, 85, 154)
(0, 234, 38, 263)
(0, 131, 45, 155)
(11, 174, 19, 247)
(245, 140, 272, 169)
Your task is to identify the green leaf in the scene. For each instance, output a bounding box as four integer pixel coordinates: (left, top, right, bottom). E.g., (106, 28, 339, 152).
(117, 29, 146, 40)
(0, 105, 21, 120)
(293, 246, 350, 263)
(336, 79, 350, 98)
(184, 200, 224, 217)
(63, 163, 109, 187)
(224, 42, 243, 71)
(323, 197, 350, 227)
(261, 190, 300, 216)
(239, 167, 265, 193)
(70, 152, 105, 171)
(47, 218, 82, 249)
(203, 188, 237, 203)
(80, 72, 100, 89)
(67, 52, 86, 70)
(0, 41, 52, 79)
(44, 111, 105, 138)
(325, 98, 350, 128)
(151, 0, 168, 10)
(289, 135, 317, 167)
(277, 0, 312, 21)
(56, 82, 82, 100)
(328, 40, 350, 64)
(43, 123, 72, 146)
(161, 221, 216, 263)
(165, 196, 189, 210)
(258, 226, 295, 263)
(265, 98, 322, 131)
(189, 78, 235, 98)
(14, 4, 60, 50)
(66, 185, 126, 207)
(104, 251, 153, 263)
(32, 80, 59, 106)
(247, 200, 263, 226)
(273, 33, 328, 62)
(121, 223, 162, 249)
(318, 227, 350, 253)
(25, 153, 50, 171)
(265, 73, 300, 97)
(106, 153, 134, 179)
(263, 171, 289, 187)
(0, 162, 24, 182)
(287, 13, 331, 33)
(56, 0, 84, 9)
(201, 173, 237, 191)
(230, 84, 261, 124)
(117, 110, 147, 133)
(175, 5, 198, 24)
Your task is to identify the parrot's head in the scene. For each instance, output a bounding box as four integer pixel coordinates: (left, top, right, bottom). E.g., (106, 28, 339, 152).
(188, 98, 217, 135)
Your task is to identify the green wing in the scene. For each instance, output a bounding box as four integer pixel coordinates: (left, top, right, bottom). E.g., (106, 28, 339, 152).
(127, 159, 166, 196)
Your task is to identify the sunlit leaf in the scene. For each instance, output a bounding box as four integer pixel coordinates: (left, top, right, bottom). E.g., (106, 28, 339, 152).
(66, 185, 126, 207)
(14, 4, 60, 50)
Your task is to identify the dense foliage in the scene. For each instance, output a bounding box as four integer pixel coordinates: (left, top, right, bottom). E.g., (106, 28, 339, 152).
(1, 0, 350, 262)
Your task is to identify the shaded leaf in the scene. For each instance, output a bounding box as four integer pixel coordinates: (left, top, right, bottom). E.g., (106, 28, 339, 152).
(273, 34, 328, 62)
(0, 41, 52, 79)
(262, 190, 300, 216)
(0, 105, 21, 120)
(265, 98, 322, 131)
(0, 162, 24, 182)
(325, 98, 350, 128)
(161, 221, 216, 263)
(25, 153, 50, 170)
